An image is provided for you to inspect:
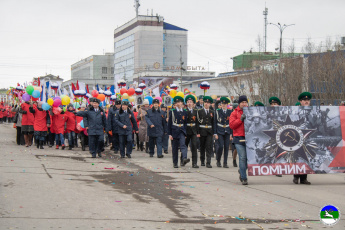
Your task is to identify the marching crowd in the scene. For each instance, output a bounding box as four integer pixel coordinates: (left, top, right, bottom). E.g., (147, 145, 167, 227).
(1, 91, 315, 186)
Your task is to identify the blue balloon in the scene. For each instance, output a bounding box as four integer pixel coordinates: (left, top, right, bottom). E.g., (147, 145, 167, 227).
(80, 120, 84, 128)
(144, 96, 153, 105)
(32, 90, 40, 98)
(42, 103, 50, 111)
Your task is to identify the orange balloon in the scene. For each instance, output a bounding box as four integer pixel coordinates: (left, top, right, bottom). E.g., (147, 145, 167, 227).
(127, 88, 135, 96)
(120, 88, 127, 95)
(97, 94, 105, 101)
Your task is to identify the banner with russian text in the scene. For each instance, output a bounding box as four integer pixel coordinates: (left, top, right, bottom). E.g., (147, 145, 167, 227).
(243, 106, 345, 176)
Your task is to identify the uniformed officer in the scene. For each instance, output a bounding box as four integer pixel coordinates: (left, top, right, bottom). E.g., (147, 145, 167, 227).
(145, 99, 167, 158)
(114, 100, 138, 158)
(77, 98, 106, 158)
(197, 96, 214, 168)
(168, 95, 190, 168)
(293, 92, 312, 185)
(185, 95, 199, 168)
(196, 95, 204, 109)
(107, 100, 121, 154)
(160, 104, 169, 154)
(214, 97, 232, 168)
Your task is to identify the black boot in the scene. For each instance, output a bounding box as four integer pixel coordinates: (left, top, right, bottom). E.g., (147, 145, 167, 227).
(39, 141, 44, 149)
(140, 142, 144, 151)
(233, 159, 238, 167)
(36, 140, 40, 149)
(145, 142, 149, 153)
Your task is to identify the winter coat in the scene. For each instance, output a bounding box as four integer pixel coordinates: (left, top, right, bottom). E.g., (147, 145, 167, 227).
(65, 111, 77, 132)
(29, 106, 50, 132)
(114, 108, 138, 136)
(145, 108, 167, 137)
(137, 106, 149, 142)
(77, 107, 106, 136)
(229, 106, 245, 137)
(50, 112, 67, 134)
(21, 103, 34, 126)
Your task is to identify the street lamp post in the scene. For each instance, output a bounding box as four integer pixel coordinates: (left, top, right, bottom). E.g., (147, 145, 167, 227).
(269, 23, 295, 58)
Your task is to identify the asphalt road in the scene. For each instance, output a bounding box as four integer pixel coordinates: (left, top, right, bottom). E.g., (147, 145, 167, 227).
(0, 123, 344, 230)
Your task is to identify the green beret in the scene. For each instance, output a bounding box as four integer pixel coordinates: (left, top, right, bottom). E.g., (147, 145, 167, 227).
(269, 97, 281, 105)
(199, 95, 204, 100)
(254, 101, 265, 106)
(295, 102, 301, 106)
(173, 96, 184, 103)
(185, 95, 196, 104)
(298, 92, 312, 101)
(203, 96, 213, 103)
(220, 97, 230, 104)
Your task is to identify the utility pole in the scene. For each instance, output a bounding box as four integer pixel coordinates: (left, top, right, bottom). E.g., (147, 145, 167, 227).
(263, 6, 268, 52)
(179, 45, 185, 91)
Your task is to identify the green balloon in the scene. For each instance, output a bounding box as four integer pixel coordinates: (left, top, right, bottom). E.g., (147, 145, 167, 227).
(26, 85, 34, 95)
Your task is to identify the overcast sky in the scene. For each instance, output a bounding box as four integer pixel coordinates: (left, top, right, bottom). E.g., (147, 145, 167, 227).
(1, 0, 344, 88)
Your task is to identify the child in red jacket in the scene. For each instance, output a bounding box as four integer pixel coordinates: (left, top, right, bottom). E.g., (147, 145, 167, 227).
(29, 102, 50, 149)
(65, 104, 77, 150)
(50, 106, 67, 150)
(21, 101, 35, 147)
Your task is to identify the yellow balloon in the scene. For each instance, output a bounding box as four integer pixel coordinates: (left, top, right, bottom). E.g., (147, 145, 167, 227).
(176, 92, 184, 98)
(129, 96, 135, 102)
(193, 95, 197, 101)
(169, 90, 177, 98)
(122, 93, 129, 99)
(211, 95, 217, 99)
(61, 96, 70, 106)
(47, 98, 54, 106)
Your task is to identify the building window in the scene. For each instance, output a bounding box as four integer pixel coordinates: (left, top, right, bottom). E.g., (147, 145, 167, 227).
(102, 77, 107, 80)
(163, 57, 166, 65)
(102, 67, 107, 74)
(111, 67, 114, 74)
(190, 84, 192, 88)
(163, 33, 166, 41)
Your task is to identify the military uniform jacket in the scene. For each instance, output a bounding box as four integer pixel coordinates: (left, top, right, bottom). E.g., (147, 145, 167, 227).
(115, 108, 138, 136)
(77, 107, 106, 136)
(197, 108, 214, 136)
(106, 107, 119, 133)
(185, 108, 199, 135)
(168, 108, 187, 138)
(145, 108, 167, 137)
(214, 109, 232, 135)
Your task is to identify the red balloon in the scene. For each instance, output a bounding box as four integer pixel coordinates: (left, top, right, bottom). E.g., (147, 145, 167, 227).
(91, 90, 99, 97)
(97, 94, 105, 102)
(120, 88, 127, 95)
(127, 88, 135, 96)
(32, 97, 39, 101)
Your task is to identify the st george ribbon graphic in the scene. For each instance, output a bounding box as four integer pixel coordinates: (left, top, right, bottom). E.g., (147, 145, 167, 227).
(243, 106, 345, 176)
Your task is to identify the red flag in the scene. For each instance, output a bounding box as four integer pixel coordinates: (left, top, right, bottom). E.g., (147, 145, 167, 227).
(86, 84, 90, 93)
(71, 83, 76, 91)
(76, 80, 79, 90)
(38, 77, 41, 86)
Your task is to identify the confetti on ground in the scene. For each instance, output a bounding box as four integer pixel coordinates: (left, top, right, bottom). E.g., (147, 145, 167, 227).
(104, 167, 114, 169)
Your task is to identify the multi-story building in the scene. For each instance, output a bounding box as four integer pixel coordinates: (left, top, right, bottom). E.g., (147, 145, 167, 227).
(113, 15, 188, 84)
(61, 53, 114, 91)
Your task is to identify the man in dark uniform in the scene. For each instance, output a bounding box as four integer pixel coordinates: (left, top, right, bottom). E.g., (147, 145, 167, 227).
(145, 99, 167, 158)
(293, 92, 312, 185)
(107, 100, 121, 153)
(214, 97, 232, 168)
(168, 95, 190, 168)
(161, 104, 169, 154)
(114, 100, 138, 158)
(77, 98, 106, 158)
(185, 95, 199, 168)
(197, 96, 214, 168)
(196, 95, 204, 109)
